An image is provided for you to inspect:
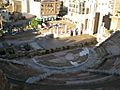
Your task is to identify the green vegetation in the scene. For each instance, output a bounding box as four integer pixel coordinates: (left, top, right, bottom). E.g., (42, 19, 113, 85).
(108, 29, 114, 34)
(0, 30, 3, 36)
(31, 18, 38, 28)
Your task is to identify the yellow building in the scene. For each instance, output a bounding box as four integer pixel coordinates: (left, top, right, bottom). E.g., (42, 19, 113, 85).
(110, 16, 120, 30)
(40, 0, 62, 21)
(113, 0, 120, 15)
(41, 0, 61, 18)
(12, 0, 22, 12)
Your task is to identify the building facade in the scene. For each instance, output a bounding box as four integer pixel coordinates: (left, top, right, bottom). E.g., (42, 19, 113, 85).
(67, 0, 97, 35)
(67, 0, 120, 42)
(113, 0, 120, 16)
(40, 0, 61, 21)
(110, 16, 120, 30)
(59, 0, 69, 7)
(96, 0, 120, 42)
(9, 0, 62, 21)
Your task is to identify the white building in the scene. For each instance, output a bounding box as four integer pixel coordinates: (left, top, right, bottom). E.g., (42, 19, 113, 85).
(29, 0, 41, 18)
(59, 0, 69, 7)
(67, 0, 97, 35)
(96, 0, 115, 42)
(8, 0, 41, 18)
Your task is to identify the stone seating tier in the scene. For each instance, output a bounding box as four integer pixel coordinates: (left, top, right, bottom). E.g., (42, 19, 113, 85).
(94, 31, 120, 58)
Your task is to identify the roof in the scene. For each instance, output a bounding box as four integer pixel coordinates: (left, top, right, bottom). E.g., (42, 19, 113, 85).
(22, 13, 36, 19)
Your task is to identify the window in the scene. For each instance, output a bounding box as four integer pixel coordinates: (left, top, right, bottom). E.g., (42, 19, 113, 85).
(82, 2, 85, 7)
(86, 8, 89, 14)
(82, 8, 85, 14)
(73, 5, 75, 8)
(69, 9, 71, 11)
(50, 4, 53, 7)
(76, 5, 78, 8)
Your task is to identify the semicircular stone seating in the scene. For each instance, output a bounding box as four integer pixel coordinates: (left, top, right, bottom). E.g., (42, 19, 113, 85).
(0, 31, 120, 89)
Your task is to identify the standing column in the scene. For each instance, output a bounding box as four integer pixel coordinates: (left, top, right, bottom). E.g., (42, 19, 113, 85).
(64, 25, 67, 34)
(56, 26, 59, 35)
(97, 13, 104, 42)
(73, 29, 76, 36)
(52, 29, 55, 34)
(78, 26, 81, 35)
(77, 22, 81, 35)
(60, 29, 63, 34)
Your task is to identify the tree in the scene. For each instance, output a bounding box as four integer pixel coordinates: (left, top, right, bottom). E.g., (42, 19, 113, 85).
(31, 18, 38, 28)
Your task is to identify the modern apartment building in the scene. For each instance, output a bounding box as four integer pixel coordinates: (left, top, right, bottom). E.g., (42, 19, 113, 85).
(59, 0, 69, 7)
(67, 0, 120, 42)
(96, 0, 120, 42)
(67, 0, 97, 35)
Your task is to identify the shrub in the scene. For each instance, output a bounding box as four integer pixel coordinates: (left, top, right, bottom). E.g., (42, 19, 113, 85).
(62, 46, 66, 50)
(66, 46, 70, 49)
(108, 29, 114, 34)
(7, 54, 16, 59)
(27, 53, 33, 58)
(57, 47, 61, 51)
(24, 44, 31, 51)
(55, 48, 58, 51)
(45, 50, 50, 54)
(50, 48, 54, 53)
(0, 49, 6, 55)
(36, 51, 42, 56)
(41, 51, 46, 55)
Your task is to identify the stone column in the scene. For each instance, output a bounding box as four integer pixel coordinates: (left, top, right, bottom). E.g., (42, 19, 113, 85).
(64, 25, 67, 34)
(97, 13, 104, 42)
(52, 29, 55, 34)
(60, 29, 63, 34)
(77, 22, 81, 35)
(73, 29, 76, 36)
(56, 26, 59, 35)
